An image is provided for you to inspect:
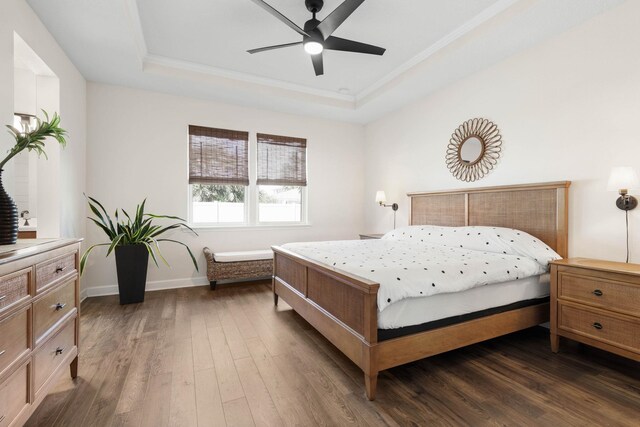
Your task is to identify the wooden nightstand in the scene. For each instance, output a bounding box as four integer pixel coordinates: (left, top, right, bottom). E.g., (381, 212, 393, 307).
(550, 258, 640, 362)
(359, 233, 384, 240)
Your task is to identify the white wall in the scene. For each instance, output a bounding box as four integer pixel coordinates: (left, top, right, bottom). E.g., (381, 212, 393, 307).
(364, 1, 640, 263)
(0, 0, 86, 242)
(84, 83, 365, 295)
(14, 67, 36, 114)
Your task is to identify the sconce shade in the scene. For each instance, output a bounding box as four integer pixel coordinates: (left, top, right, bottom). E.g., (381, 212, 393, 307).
(607, 167, 639, 192)
(375, 191, 386, 204)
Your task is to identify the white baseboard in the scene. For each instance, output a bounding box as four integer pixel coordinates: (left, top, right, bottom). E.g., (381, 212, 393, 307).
(80, 288, 88, 302)
(85, 276, 209, 298)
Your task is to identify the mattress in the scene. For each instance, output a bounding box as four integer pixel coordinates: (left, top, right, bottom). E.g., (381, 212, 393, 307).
(378, 273, 550, 330)
(281, 233, 556, 312)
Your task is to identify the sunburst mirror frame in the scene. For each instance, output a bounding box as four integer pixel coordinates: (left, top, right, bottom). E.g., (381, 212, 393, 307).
(445, 118, 502, 182)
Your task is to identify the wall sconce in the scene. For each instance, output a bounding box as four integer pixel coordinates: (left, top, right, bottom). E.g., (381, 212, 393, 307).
(375, 190, 398, 229)
(607, 166, 639, 262)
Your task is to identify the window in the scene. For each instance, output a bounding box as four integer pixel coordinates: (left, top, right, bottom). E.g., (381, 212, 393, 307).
(189, 126, 249, 224)
(256, 133, 306, 223)
(189, 127, 307, 226)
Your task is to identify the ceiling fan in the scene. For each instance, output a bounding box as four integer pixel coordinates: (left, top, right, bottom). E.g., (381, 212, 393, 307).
(248, 0, 386, 76)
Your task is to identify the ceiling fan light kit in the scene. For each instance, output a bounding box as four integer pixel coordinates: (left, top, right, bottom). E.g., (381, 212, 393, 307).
(304, 40, 323, 55)
(249, 0, 385, 76)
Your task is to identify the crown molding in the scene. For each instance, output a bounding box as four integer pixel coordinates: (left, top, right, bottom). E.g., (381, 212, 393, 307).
(122, 0, 147, 64)
(142, 54, 356, 104)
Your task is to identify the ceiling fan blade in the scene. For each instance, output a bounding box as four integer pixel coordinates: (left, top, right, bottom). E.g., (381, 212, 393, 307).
(316, 0, 364, 39)
(247, 41, 302, 54)
(324, 36, 385, 55)
(249, 0, 309, 37)
(311, 53, 324, 76)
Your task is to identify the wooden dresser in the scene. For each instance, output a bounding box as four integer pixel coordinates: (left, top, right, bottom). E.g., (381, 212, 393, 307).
(0, 239, 81, 427)
(550, 258, 640, 362)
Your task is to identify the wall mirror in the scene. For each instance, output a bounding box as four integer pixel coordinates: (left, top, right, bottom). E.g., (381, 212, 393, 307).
(446, 118, 502, 182)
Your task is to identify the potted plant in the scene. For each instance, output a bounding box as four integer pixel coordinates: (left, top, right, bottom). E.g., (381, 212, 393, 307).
(80, 197, 199, 304)
(1, 112, 66, 244)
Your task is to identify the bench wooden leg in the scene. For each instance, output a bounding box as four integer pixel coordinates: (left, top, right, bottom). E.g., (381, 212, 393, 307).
(210, 280, 217, 290)
(273, 292, 279, 306)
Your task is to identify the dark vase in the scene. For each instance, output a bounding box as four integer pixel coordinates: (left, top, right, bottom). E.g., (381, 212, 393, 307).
(0, 170, 18, 245)
(114, 244, 149, 305)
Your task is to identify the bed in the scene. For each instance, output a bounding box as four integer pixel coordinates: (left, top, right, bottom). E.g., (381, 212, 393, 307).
(271, 181, 570, 400)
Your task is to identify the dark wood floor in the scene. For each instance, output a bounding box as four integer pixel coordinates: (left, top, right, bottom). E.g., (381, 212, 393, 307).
(25, 281, 640, 426)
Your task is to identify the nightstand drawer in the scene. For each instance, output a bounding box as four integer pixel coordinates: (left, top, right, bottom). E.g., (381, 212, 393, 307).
(0, 308, 29, 378)
(35, 252, 76, 293)
(0, 268, 30, 315)
(33, 279, 76, 344)
(559, 303, 640, 353)
(558, 272, 640, 316)
(0, 363, 29, 427)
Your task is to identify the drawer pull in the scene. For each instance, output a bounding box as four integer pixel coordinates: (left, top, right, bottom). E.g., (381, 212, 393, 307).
(0, 349, 5, 357)
(0, 415, 5, 423)
(55, 302, 67, 311)
(0, 295, 6, 301)
(55, 346, 65, 355)
(593, 322, 603, 330)
(55, 266, 66, 274)
(592, 289, 603, 297)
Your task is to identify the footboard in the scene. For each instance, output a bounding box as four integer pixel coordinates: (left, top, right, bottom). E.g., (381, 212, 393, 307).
(272, 246, 381, 399)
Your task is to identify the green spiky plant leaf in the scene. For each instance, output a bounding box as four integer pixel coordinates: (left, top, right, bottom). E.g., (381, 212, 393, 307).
(1, 111, 67, 170)
(80, 196, 199, 275)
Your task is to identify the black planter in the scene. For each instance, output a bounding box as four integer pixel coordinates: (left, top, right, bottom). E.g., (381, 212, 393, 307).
(115, 244, 149, 305)
(0, 170, 18, 245)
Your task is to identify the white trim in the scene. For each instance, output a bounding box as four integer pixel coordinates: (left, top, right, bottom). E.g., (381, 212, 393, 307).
(143, 54, 355, 103)
(122, 0, 148, 64)
(186, 223, 311, 231)
(85, 276, 209, 298)
(356, 0, 521, 102)
(80, 288, 88, 302)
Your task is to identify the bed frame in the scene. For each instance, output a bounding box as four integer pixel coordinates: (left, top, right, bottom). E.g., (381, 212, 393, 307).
(272, 181, 570, 400)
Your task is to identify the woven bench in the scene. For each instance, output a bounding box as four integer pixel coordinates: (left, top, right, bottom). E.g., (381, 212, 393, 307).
(203, 247, 273, 290)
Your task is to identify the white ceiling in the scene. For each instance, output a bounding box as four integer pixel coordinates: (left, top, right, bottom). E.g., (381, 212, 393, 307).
(136, 0, 498, 94)
(26, 0, 625, 123)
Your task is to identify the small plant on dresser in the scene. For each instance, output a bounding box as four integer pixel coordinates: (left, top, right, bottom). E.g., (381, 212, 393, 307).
(0, 111, 67, 244)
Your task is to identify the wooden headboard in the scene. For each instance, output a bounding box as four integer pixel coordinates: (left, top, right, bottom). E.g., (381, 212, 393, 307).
(407, 181, 571, 258)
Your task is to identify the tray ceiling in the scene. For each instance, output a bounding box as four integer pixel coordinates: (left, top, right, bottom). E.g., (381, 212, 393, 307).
(26, 0, 625, 123)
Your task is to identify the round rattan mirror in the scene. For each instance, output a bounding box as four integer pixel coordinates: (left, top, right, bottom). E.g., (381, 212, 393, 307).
(445, 118, 502, 182)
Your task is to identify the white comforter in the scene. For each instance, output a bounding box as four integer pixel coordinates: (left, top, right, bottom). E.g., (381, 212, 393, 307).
(281, 226, 560, 311)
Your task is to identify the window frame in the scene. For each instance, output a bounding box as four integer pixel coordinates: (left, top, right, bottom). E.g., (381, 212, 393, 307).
(188, 184, 250, 227)
(187, 129, 309, 228)
(255, 185, 308, 226)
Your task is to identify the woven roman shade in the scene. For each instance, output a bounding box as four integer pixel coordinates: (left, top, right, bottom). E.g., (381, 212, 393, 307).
(257, 133, 307, 186)
(189, 125, 249, 186)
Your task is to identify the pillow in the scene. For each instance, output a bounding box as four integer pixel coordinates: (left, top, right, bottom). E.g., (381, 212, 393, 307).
(382, 225, 560, 266)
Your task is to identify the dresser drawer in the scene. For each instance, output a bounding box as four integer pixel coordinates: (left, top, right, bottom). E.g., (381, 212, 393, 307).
(559, 303, 640, 353)
(34, 280, 77, 344)
(35, 252, 76, 293)
(0, 363, 29, 427)
(558, 271, 640, 316)
(34, 320, 76, 393)
(0, 308, 29, 378)
(0, 268, 30, 315)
